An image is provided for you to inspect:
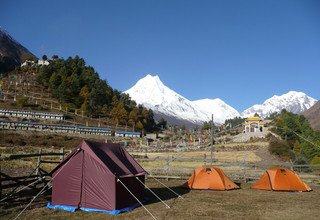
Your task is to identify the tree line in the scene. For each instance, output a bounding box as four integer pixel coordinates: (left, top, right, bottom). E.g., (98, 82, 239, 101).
(270, 109, 320, 165)
(35, 55, 160, 132)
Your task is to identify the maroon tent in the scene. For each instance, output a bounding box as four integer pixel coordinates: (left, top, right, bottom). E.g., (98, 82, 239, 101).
(48, 140, 146, 214)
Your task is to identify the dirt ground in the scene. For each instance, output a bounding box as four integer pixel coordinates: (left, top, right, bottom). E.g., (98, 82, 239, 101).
(1, 179, 320, 220)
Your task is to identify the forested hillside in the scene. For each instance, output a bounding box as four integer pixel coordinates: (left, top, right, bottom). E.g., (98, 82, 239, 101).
(270, 110, 320, 164)
(34, 56, 156, 132)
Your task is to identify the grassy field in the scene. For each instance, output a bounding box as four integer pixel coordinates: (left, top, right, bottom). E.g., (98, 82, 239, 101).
(1, 179, 320, 220)
(1, 134, 319, 219)
(135, 150, 262, 162)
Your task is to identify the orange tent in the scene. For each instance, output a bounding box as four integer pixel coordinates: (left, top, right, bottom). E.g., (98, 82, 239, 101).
(252, 167, 311, 192)
(184, 166, 240, 190)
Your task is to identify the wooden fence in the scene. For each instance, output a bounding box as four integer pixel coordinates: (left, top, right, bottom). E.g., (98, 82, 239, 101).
(0, 148, 68, 202)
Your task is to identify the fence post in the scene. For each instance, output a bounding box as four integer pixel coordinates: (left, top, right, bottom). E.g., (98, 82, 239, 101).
(166, 155, 170, 181)
(0, 159, 2, 199)
(242, 152, 247, 182)
(144, 148, 148, 158)
(210, 146, 213, 165)
(36, 149, 42, 175)
(60, 148, 65, 161)
(204, 153, 206, 165)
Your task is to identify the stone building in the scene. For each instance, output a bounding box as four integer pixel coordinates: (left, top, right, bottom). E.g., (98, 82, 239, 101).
(244, 117, 265, 133)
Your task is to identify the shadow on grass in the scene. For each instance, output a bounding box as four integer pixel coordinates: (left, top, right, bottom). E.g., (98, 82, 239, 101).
(0, 187, 52, 217)
(144, 185, 190, 206)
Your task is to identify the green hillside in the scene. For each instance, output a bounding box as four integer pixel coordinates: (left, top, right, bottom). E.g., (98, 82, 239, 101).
(2, 55, 158, 133)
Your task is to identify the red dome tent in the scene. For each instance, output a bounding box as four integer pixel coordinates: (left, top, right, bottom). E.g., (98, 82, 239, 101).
(48, 140, 146, 214)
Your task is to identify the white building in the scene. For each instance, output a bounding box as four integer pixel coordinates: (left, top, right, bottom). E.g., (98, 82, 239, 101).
(244, 117, 265, 133)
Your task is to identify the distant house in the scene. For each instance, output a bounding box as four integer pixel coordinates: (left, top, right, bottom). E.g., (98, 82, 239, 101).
(37, 59, 50, 66)
(244, 117, 265, 133)
(0, 109, 64, 121)
(21, 59, 50, 67)
(21, 60, 35, 67)
(115, 131, 141, 138)
(0, 120, 112, 136)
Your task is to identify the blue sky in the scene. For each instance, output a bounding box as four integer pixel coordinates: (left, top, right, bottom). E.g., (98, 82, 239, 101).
(1, 0, 319, 112)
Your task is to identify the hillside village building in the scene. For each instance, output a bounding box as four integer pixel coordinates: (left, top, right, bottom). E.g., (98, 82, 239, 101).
(0, 109, 64, 121)
(115, 131, 141, 138)
(21, 59, 50, 67)
(244, 117, 265, 133)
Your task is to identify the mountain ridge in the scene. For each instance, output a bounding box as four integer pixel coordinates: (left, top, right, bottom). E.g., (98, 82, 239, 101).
(303, 101, 320, 131)
(125, 74, 317, 126)
(0, 27, 37, 74)
(241, 91, 317, 118)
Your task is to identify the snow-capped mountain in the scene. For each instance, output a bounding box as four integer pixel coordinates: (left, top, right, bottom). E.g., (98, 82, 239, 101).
(125, 74, 240, 125)
(192, 99, 240, 124)
(125, 75, 317, 126)
(241, 91, 317, 118)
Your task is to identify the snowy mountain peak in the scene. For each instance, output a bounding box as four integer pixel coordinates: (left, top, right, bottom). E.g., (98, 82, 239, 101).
(125, 74, 240, 125)
(192, 98, 240, 124)
(241, 91, 317, 118)
(125, 74, 184, 107)
(125, 75, 317, 126)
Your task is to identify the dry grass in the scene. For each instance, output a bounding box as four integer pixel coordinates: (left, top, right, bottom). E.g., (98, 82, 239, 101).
(1, 179, 320, 220)
(135, 151, 262, 163)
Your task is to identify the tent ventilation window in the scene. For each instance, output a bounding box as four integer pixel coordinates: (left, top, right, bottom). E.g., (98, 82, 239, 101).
(280, 169, 286, 172)
(205, 168, 212, 172)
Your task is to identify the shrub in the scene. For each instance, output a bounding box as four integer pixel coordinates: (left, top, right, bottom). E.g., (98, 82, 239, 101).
(17, 139, 27, 146)
(311, 155, 320, 165)
(16, 97, 29, 107)
(269, 138, 293, 160)
(310, 155, 320, 172)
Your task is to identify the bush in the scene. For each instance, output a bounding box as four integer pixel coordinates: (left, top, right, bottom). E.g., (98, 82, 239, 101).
(269, 138, 293, 160)
(310, 155, 320, 172)
(16, 97, 29, 108)
(265, 133, 275, 140)
(311, 155, 320, 165)
(294, 155, 308, 165)
(17, 139, 27, 146)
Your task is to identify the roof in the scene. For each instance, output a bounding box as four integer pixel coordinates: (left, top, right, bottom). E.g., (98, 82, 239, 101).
(0, 108, 64, 116)
(52, 140, 146, 177)
(0, 120, 111, 131)
(246, 117, 263, 121)
(115, 131, 141, 135)
(244, 121, 265, 125)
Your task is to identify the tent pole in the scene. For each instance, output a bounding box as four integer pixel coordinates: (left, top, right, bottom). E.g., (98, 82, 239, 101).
(117, 178, 157, 220)
(135, 177, 170, 209)
(148, 174, 183, 199)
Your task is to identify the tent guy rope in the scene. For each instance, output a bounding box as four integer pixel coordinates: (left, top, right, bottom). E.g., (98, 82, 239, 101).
(117, 178, 157, 220)
(148, 174, 183, 199)
(135, 176, 170, 209)
(12, 148, 81, 220)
